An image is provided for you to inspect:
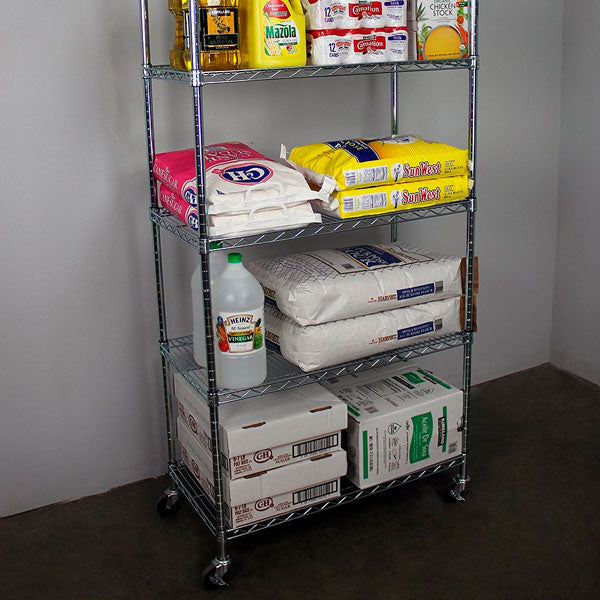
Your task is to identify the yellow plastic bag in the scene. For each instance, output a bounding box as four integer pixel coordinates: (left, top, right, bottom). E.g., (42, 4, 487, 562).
(315, 175, 470, 219)
(288, 135, 469, 191)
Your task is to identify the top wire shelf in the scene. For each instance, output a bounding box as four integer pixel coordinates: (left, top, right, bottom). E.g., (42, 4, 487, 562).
(144, 58, 472, 85)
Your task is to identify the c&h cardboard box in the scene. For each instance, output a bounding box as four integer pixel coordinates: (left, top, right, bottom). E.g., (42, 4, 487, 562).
(174, 373, 347, 479)
(177, 419, 346, 527)
(321, 363, 462, 489)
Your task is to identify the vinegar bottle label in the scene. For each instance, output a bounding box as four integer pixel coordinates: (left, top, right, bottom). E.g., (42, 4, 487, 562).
(216, 310, 264, 354)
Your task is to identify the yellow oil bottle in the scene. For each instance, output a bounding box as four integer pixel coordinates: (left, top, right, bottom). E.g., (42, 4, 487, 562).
(168, 0, 187, 70)
(241, 0, 307, 69)
(170, 1, 241, 71)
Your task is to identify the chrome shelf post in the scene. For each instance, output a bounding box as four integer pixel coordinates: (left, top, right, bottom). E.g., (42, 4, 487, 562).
(138, 0, 177, 479)
(188, 0, 230, 572)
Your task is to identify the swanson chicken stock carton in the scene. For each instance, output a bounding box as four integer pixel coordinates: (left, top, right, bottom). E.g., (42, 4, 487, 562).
(321, 363, 463, 488)
(173, 373, 347, 479)
(178, 420, 346, 527)
(407, 0, 469, 60)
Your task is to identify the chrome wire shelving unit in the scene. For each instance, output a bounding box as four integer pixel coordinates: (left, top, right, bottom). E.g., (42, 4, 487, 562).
(139, 0, 479, 590)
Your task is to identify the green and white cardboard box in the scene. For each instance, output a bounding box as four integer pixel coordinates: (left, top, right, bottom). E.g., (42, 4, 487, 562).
(321, 364, 463, 489)
(173, 373, 347, 479)
(177, 419, 346, 527)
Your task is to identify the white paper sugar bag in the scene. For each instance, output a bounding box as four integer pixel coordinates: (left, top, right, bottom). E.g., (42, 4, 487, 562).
(209, 202, 321, 238)
(153, 143, 323, 216)
(265, 297, 463, 371)
(250, 244, 464, 326)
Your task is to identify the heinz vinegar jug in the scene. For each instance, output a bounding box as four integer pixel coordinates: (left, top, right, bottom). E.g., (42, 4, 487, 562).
(213, 253, 267, 390)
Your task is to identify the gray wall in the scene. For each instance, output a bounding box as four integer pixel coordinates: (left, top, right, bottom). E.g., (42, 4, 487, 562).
(550, 0, 600, 385)
(0, 0, 564, 516)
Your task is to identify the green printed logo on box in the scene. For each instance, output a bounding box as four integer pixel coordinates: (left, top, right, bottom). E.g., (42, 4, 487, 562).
(409, 412, 433, 463)
(438, 406, 447, 452)
(362, 430, 369, 480)
(404, 371, 425, 385)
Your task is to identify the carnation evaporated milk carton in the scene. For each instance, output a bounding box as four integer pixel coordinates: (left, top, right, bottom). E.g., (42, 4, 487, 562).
(407, 0, 469, 60)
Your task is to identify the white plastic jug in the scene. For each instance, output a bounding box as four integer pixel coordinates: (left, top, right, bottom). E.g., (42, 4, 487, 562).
(213, 252, 267, 390)
(191, 242, 227, 366)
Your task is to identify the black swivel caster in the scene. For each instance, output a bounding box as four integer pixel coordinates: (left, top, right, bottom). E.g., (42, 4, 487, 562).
(156, 490, 182, 517)
(443, 477, 468, 503)
(203, 560, 231, 590)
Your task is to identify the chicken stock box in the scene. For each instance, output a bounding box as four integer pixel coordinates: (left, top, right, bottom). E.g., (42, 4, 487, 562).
(174, 373, 347, 479)
(178, 420, 346, 527)
(321, 363, 463, 488)
(407, 0, 469, 60)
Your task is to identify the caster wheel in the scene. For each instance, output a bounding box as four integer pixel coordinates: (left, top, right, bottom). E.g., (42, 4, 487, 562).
(156, 492, 181, 517)
(203, 564, 229, 590)
(443, 480, 466, 503)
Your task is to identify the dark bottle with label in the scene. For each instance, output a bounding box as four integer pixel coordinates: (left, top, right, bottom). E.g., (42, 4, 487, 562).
(182, 0, 241, 71)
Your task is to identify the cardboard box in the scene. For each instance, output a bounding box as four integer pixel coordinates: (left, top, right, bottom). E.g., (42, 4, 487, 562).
(178, 420, 346, 527)
(321, 364, 463, 489)
(406, 0, 469, 60)
(174, 373, 347, 479)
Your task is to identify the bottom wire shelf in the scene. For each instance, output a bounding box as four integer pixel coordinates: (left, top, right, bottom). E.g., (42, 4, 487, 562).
(169, 456, 464, 539)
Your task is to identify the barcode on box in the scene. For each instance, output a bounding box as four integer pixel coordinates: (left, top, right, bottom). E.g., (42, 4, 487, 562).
(449, 441, 458, 454)
(293, 480, 338, 505)
(293, 433, 339, 458)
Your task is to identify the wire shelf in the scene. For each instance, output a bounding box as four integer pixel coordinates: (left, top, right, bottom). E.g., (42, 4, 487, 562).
(150, 199, 472, 251)
(170, 456, 464, 539)
(145, 59, 471, 85)
(160, 331, 470, 404)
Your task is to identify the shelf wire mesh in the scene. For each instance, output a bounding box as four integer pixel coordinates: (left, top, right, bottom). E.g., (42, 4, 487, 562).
(170, 456, 464, 539)
(145, 59, 471, 85)
(150, 199, 472, 251)
(160, 331, 470, 403)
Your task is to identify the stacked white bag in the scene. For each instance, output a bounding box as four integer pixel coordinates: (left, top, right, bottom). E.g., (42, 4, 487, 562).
(250, 242, 474, 371)
(153, 142, 323, 238)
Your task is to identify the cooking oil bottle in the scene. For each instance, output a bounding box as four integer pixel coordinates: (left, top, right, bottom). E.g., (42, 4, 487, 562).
(242, 0, 307, 69)
(168, 0, 187, 70)
(189, 0, 241, 71)
(170, 1, 241, 71)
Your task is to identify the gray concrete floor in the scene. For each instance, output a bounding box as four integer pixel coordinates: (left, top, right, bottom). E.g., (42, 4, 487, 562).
(1, 364, 599, 599)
